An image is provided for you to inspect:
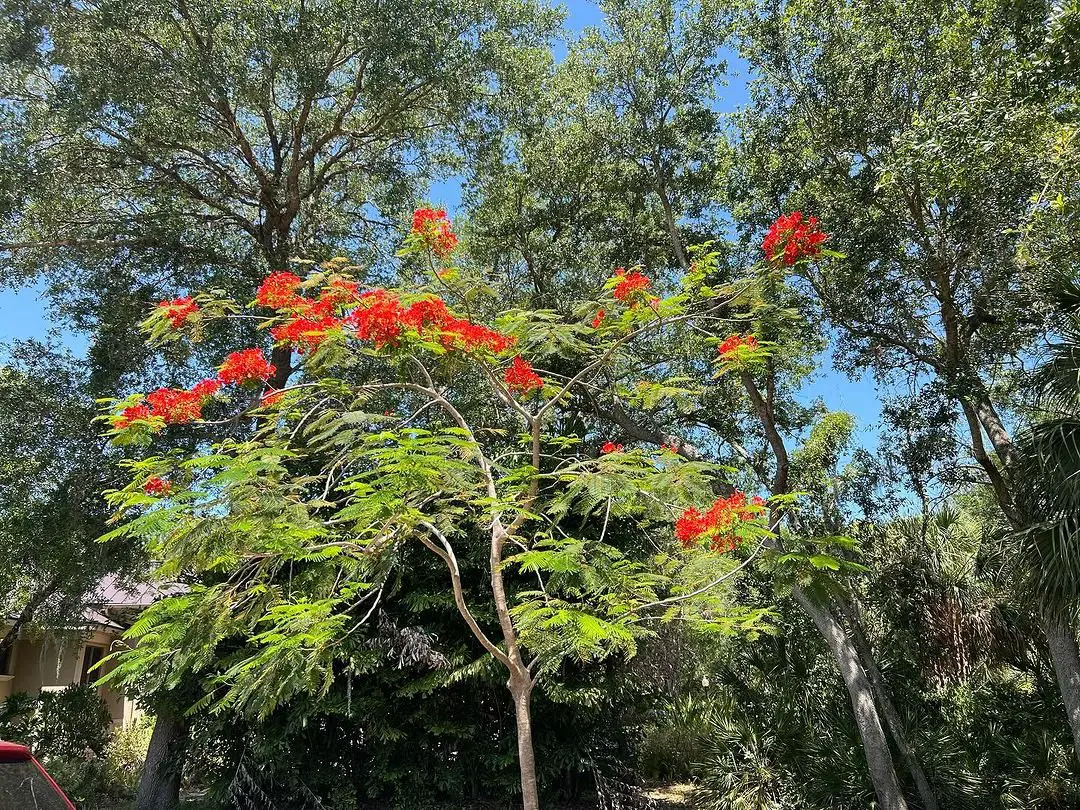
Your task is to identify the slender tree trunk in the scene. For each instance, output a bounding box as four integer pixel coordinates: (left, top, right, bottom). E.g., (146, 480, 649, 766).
(1043, 608, 1080, 768)
(137, 710, 188, 810)
(838, 600, 938, 810)
(794, 588, 908, 810)
(510, 672, 540, 810)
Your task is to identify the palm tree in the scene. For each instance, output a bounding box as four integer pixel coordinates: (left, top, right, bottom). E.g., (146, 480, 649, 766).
(1009, 273, 1080, 765)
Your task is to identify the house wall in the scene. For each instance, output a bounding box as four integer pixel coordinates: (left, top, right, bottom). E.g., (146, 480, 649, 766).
(2, 627, 134, 726)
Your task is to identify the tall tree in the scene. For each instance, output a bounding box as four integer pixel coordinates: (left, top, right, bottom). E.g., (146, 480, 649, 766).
(0, 0, 558, 386)
(732, 0, 1080, 764)
(0, 341, 138, 655)
(101, 224, 766, 809)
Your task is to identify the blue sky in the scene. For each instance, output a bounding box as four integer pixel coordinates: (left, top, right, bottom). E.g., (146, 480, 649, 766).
(0, 0, 884, 448)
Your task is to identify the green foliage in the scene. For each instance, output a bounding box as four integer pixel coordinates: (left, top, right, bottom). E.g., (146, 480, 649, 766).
(0, 686, 111, 760)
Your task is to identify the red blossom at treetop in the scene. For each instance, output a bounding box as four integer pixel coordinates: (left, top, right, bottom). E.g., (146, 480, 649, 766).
(601, 441, 623, 454)
(344, 290, 514, 353)
(157, 296, 199, 328)
(762, 212, 828, 266)
(217, 349, 276, 385)
(143, 476, 172, 496)
(612, 267, 651, 303)
(113, 404, 152, 429)
(675, 491, 766, 553)
(717, 333, 760, 358)
(411, 207, 459, 259)
(346, 289, 407, 348)
(255, 272, 305, 310)
(504, 356, 543, 396)
(272, 315, 341, 353)
(191, 378, 222, 398)
(319, 278, 362, 306)
(145, 387, 208, 424)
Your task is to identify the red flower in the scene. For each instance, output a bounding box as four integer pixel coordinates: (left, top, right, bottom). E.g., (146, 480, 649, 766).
(261, 390, 284, 407)
(320, 278, 361, 307)
(445, 319, 515, 353)
(659, 443, 677, 454)
(146, 387, 206, 424)
(675, 491, 765, 552)
(272, 315, 341, 353)
(612, 267, 651, 302)
(157, 296, 199, 328)
(411, 207, 459, 259)
(143, 477, 172, 496)
(601, 441, 623, 454)
(114, 404, 152, 429)
(191, 378, 222, 398)
(717, 333, 760, 358)
(592, 309, 606, 328)
(218, 349, 276, 385)
(255, 272, 305, 309)
(401, 296, 451, 331)
(762, 212, 828, 266)
(504, 356, 543, 395)
(341, 290, 513, 354)
(347, 289, 406, 348)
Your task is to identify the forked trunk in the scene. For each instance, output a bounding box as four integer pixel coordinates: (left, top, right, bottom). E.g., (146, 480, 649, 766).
(137, 710, 187, 810)
(794, 588, 908, 810)
(510, 673, 540, 810)
(1043, 608, 1080, 768)
(839, 600, 939, 810)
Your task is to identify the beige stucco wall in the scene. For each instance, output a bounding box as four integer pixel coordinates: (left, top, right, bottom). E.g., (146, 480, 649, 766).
(1, 626, 135, 726)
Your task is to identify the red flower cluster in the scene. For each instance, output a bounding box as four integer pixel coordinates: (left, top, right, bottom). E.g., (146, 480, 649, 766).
(346, 289, 405, 348)
(412, 207, 459, 259)
(348, 291, 513, 353)
(253, 272, 514, 355)
(157, 296, 199, 328)
(320, 278, 361, 306)
(601, 441, 623, 454)
(504, 356, 543, 395)
(271, 314, 340, 353)
(145, 382, 218, 424)
(114, 404, 152, 429)
(113, 378, 222, 429)
(612, 267, 651, 302)
(675, 491, 765, 553)
(762, 212, 827, 266)
(592, 309, 606, 328)
(256, 272, 305, 309)
(218, 349, 276, 385)
(718, 333, 759, 358)
(143, 477, 172, 496)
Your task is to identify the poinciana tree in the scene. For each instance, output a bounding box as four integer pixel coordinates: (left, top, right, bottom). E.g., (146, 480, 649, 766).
(99, 209, 774, 808)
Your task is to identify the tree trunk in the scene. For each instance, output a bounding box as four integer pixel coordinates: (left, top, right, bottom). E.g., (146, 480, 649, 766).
(1043, 608, 1080, 768)
(510, 673, 541, 810)
(137, 710, 188, 810)
(794, 588, 908, 810)
(838, 599, 938, 810)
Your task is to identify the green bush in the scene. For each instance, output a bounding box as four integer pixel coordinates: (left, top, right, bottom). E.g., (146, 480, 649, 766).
(0, 687, 154, 806)
(103, 716, 154, 796)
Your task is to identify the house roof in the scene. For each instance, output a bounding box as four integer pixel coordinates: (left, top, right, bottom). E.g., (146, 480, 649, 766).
(3, 575, 180, 636)
(92, 574, 180, 609)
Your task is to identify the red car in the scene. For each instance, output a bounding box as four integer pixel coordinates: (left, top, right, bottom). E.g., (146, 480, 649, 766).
(0, 740, 76, 809)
